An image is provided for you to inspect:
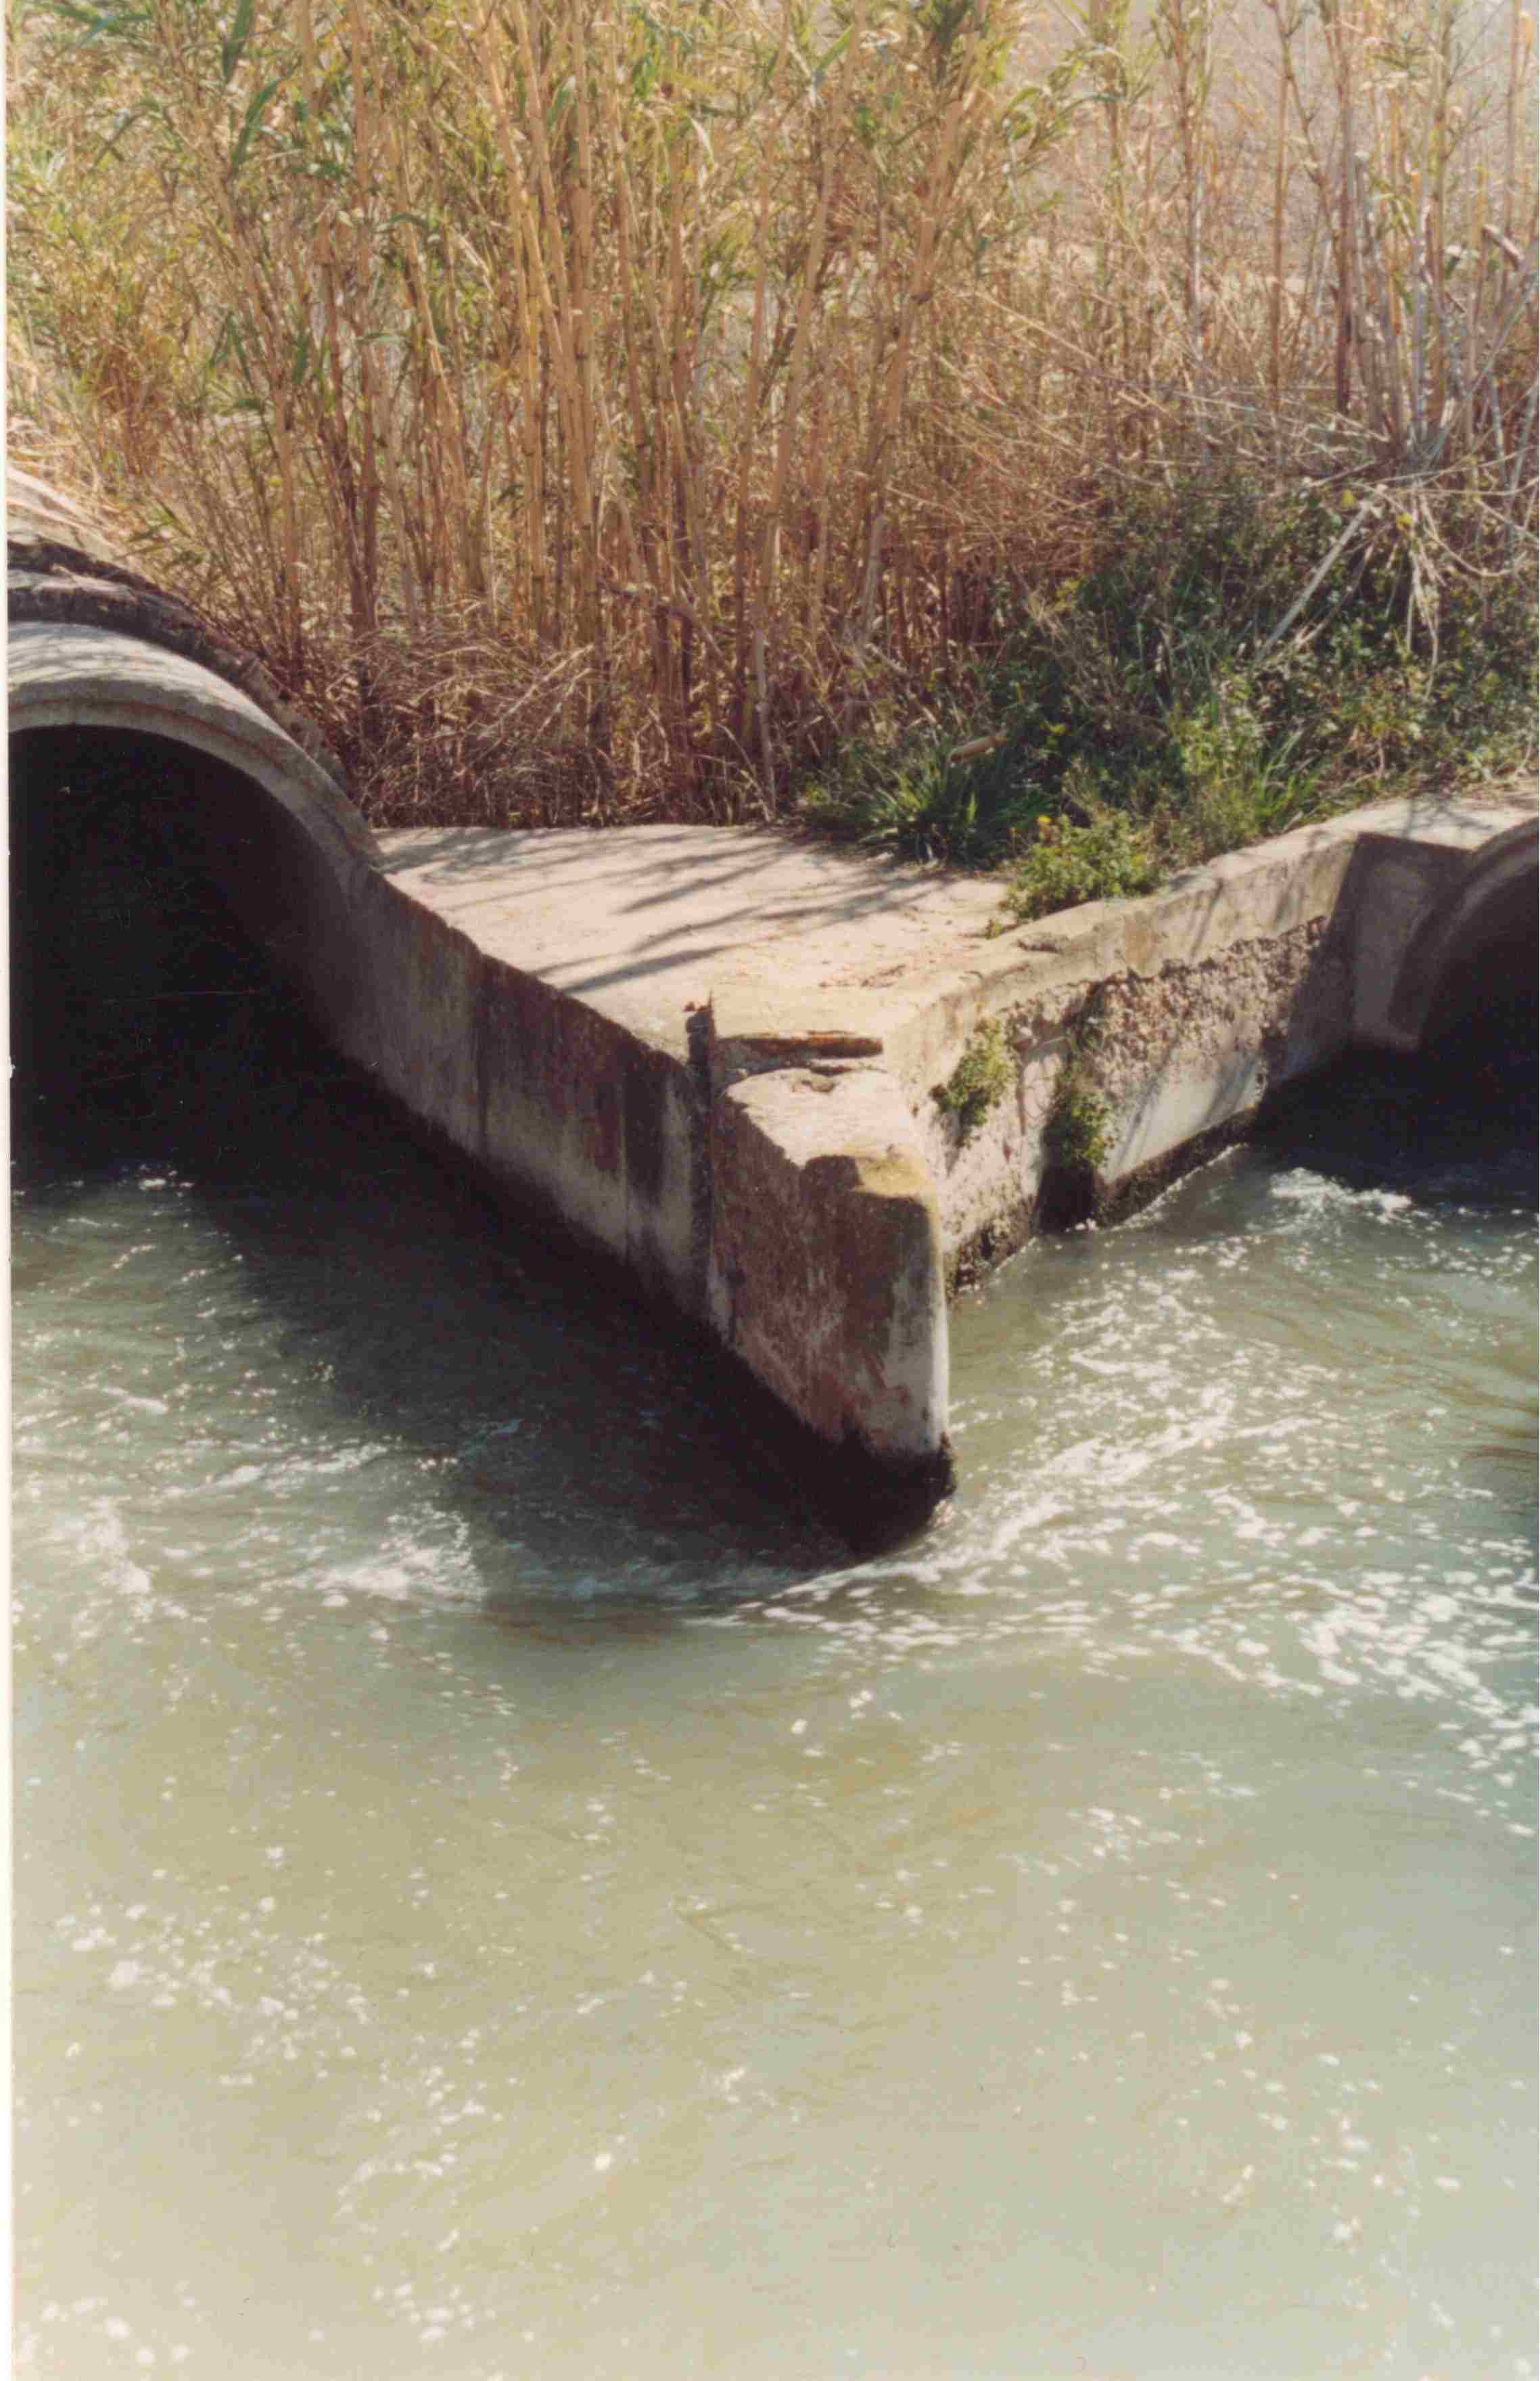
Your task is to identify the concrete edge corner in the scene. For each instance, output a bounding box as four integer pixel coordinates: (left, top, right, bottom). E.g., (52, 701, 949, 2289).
(703, 999, 954, 1534)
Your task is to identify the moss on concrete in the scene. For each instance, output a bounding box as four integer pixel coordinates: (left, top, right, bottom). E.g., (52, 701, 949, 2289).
(932, 1019, 1012, 1141)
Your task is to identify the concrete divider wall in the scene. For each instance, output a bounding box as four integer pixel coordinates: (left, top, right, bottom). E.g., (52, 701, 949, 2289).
(707, 1055, 948, 1467)
(229, 791, 1540, 1537)
(344, 869, 709, 1312)
(330, 875, 953, 1526)
(889, 820, 1366, 1274)
(885, 798, 1535, 1283)
(9, 494, 1535, 1537)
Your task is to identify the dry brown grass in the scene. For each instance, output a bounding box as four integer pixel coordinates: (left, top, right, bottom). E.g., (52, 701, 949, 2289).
(8, 0, 1536, 828)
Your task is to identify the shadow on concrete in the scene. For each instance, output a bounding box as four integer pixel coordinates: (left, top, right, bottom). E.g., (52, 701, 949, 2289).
(377, 822, 977, 1007)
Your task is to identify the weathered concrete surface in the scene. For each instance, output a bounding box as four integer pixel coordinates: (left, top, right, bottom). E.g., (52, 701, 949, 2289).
(707, 1055, 948, 1471)
(374, 791, 1535, 1300)
(896, 795, 1531, 1269)
(9, 481, 1535, 1534)
(346, 830, 966, 1527)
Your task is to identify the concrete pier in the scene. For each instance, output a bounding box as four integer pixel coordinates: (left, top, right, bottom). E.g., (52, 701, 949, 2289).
(358, 796, 1535, 1492)
(9, 475, 1536, 1539)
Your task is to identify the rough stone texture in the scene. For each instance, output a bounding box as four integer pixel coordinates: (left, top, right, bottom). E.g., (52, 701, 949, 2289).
(1094, 915, 1354, 1175)
(891, 793, 1534, 1269)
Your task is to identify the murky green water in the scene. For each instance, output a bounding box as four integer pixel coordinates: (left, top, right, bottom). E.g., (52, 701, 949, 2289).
(11, 993, 1537, 2379)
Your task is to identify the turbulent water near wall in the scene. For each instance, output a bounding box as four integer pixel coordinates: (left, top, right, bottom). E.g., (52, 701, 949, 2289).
(11, 979, 1537, 2380)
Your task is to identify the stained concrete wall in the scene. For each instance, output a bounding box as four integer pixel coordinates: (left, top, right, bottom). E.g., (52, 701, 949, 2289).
(337, 858, 951, 1525)
(344, 858, 708, 1311)
(892, 796, 1537, 1280)
(351, 793, 1532, 1508)
(706, 1042, 948, 1473)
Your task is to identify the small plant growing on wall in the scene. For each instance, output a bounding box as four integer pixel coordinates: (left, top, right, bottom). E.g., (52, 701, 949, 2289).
(933, 1019, 1013, 1143)
(1044, 1056, 1109, 1176)
(1039, 1015, 1111, 1227)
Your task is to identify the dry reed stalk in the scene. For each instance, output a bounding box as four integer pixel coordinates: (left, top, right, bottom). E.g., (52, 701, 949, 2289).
(507, 0, 603, 692)
(751, 11, 853, 758)
(854, 62, 975, 603)
(475, 14, 571, 647)
(666, 154, 719, 745)
(730, 137, 777, 741)
(1268, 0, 1297, 409)
(1155, 0, 1217, 374)
(1422, 0, 1454, 438)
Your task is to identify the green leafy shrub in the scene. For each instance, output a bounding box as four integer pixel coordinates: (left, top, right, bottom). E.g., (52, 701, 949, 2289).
(797, 707, 1040, 869)
(1004, 802, 1159, 922)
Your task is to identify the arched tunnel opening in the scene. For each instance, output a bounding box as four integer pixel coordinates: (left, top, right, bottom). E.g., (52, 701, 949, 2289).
(1207, 841, 1537, 1203)
(1420, 865, 1539, 1104)
(10, 724, 352, 1167)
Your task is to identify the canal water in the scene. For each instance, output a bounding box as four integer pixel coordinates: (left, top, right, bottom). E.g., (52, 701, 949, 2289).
(11, 901, 1537, 2377)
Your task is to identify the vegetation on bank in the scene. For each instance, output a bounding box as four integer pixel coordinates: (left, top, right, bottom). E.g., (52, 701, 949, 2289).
(800, 469, 1539, 912)
(8, 0, 1537, 888)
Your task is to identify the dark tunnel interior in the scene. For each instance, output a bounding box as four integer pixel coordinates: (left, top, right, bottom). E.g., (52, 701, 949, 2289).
(1420, 869, 1539, 1084)
(9, 724, 346, 1165)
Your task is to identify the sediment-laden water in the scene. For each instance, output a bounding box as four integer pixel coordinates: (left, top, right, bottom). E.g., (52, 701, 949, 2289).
(11, 960, 1537, 2380)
